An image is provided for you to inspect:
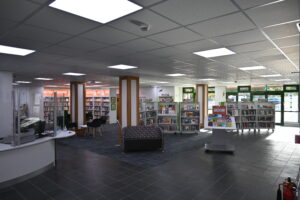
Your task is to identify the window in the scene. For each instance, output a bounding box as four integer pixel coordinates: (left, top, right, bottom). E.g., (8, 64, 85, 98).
(267, 85, 283, 91)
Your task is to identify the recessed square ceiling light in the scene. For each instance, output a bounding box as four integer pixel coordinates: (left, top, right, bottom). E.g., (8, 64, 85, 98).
(12, 83, 19, 86)
(260, 74, 282, 77)
(275, 79, 291, 81)
(86, 85, 103, 87)
(45, 85, 58, 87)
(156, 81, 169, 84)
(64, 83, 70, 86)
(107, 64, 138, 70)
(16, 81, 31, 84)
(165, 73, 186, 77)
(63, 72, 86, 76)
(35, 77, 54, 80)
(239, 66, 266, 71)
(49, 0, 142, 24)
(193, 48, 235, 58)
(199, 78, 215, 81)
(0, 45, 35, 56)
(95, 81, 102, 84)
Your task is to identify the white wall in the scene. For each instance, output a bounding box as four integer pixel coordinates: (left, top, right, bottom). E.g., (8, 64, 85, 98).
(140, 87, 158, 102)
(14, 86, 44, 120)
(215, 86, 226, 105)
(157, 86, 175, 98)
(0, 71, 13, 137)
(175, 86, 183, 102)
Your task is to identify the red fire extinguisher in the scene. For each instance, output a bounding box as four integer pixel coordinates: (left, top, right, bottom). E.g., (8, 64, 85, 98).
(279, 177, 297, 200)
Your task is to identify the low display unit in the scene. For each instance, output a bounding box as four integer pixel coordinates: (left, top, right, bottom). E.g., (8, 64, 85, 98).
(180, 103, 200, 134)
(139, 102, 157, 126)
(157, 102, 178, 133)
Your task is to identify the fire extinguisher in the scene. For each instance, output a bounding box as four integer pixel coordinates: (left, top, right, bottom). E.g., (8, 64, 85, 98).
(278, 177, 297, 200)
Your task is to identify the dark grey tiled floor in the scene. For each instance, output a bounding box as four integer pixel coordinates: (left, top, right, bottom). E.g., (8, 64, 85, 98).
(1, 126, 300, 200)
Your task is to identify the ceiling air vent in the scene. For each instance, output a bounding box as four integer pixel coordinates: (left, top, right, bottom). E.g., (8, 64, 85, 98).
(129, 19, 150, 31)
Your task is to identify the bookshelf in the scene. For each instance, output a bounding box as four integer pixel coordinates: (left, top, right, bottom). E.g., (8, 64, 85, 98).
(157, 102, 178, 133)
(158, 96, 173, 103)
(180, 103, 200, 134)
(44, 96, 69, 123)
(139, 102, 157, 126)
(85, 96, 110, 119)
(226, 102, 275, 133)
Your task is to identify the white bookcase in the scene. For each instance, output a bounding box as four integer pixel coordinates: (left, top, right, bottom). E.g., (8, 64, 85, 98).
(139, 102, 157, 126)
(157, 102, 178, 133)
(180, 103, 200, 134)
(85, 96, 110, 120)
(226, 102, 275, 133)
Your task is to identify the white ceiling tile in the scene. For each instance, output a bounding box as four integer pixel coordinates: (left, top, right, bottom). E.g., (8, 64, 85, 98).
(22, 52, 67, 63)
(229, 40, 274, 53)
(233, 0, 277, 9)
(6, 24, 71, 44)
(241, 48, 282, 59)
(81, 26, 138, 45)
(254, 54, 287, 62)
(0, 0, 39, 22)
(245, 0, 300, 27)
(145, 47, 187, 57)
(0, 19, 17, 36)
(188, 12, 256, 37)
(281, 45, 300, 54)
(41, 45, 84, 56)
(87, 46, 136, 58)
(286, 52, 299, 60)
(109, 9, 179, 36)
(273, 35, 300, 47)
(150, 0, 238, 25)
(263, 21, 300, 39)
(118, 38, 165, 52)
(173, 39, 221, 53)
(129, 0, 165, 7)
(25, 7, 99, 35)
(58, 37, 107, 52)
(148, 27, 202, 46)
(0, 36, 49, 50)
(213, 29, 266, 46)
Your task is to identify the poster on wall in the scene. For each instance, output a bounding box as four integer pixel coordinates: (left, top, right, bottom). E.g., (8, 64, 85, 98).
(111, 97, 116, 111)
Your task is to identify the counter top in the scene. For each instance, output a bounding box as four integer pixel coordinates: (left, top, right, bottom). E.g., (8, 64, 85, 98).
(0, 130, 75, 152)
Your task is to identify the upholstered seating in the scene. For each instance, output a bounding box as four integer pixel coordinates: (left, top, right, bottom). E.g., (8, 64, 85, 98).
(122, 126, 164, 152)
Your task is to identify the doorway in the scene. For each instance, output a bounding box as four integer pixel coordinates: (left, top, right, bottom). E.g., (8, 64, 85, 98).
(284, 92, 299, 125)
(267, 94, 283, 125)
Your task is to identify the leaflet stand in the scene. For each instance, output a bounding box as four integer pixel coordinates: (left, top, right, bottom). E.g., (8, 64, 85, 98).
(204, 116, 236, 153)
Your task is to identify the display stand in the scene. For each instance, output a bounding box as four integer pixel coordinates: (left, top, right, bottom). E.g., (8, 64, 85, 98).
(180, 103, 200, 134)
(157, 102, 178, 133)
(139, 102, 157, 126)
(204, 114, 236, 153)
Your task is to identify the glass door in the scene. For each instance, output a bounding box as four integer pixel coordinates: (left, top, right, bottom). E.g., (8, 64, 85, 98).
(284, 92, 299, 125)
(267, 94, 283, 125)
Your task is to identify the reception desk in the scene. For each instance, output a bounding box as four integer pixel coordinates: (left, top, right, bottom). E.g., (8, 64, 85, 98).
(0, 131, 75, 187)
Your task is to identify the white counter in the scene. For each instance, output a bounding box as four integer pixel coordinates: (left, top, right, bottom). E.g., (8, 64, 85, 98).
(0, 130, 75, 185)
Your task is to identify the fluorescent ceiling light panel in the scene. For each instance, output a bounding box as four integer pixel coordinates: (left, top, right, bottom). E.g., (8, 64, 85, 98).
(63, 72, 86, 76)
(49, 0, 142, 24)
(95, 81, 102, 84)
(260, 74, 282, 77)
(193, 48, 235, 58)
(107, 64, 138, 70)
(45, 85, 58, 87)
(156, 81, 169, 84)
(12, 83, 19, 86)
(0, 45, 35, 56)
(275, 79, 291, 81)
(35, 77, 53, 80)
(239, 66, 266, 71)
(16, 81, 31, 84)
(165, 73, 186, 77)
(64, 83, 70, 86)
(199, 78, 215, 81)
(222, 81, 235, 83)
(86, 85, 104, 87)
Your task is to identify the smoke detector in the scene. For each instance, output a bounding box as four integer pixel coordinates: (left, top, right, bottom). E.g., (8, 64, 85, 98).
(129, 19, 150, 31)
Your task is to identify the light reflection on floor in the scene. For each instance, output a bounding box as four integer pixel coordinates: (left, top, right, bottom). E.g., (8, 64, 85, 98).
(266, 125, 300, 143)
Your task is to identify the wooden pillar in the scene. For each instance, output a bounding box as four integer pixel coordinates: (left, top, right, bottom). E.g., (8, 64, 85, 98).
(70, 82, 86, 128)
(196, 84, 208, 128)
(118, 76, 139, 144)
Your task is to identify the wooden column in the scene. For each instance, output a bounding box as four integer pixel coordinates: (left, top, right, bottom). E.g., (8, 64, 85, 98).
(196, 84, 208, 128)
(118, 76, 139, 144)
(70, 82, 86, 128)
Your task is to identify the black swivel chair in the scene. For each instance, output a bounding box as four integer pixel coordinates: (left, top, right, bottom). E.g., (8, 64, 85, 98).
(87, 116, 107, 137)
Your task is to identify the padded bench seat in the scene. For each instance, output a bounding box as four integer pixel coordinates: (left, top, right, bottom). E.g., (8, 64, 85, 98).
(122, 126, 164, 152)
